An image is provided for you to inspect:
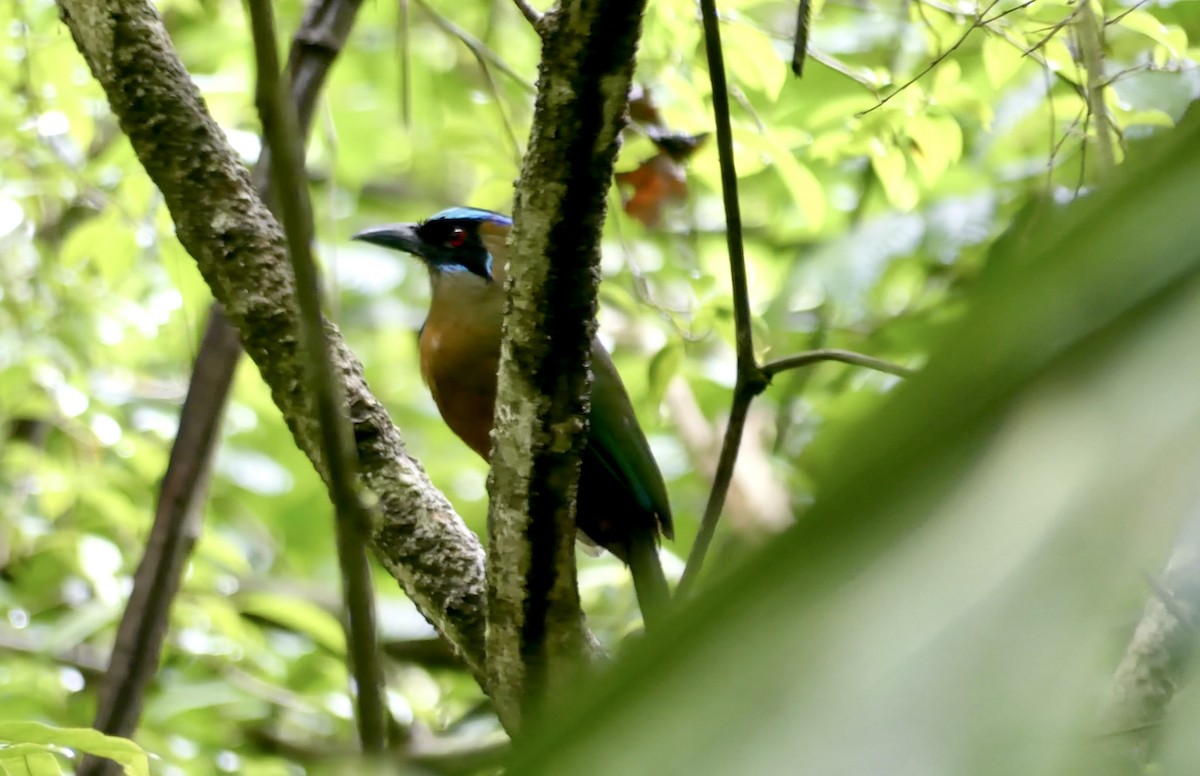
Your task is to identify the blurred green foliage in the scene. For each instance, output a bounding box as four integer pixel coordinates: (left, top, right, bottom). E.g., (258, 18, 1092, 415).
(0, 0, 1197, 772)
(514, 100, 1200, 776)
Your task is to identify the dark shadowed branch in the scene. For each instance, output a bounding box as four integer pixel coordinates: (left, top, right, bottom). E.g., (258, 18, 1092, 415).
(676, 0, 764, 600)
(79, 308, 239, 776)
(791, 0, 812, 76)
(247, 0, 386, 751)
(675, 0, 915, 599)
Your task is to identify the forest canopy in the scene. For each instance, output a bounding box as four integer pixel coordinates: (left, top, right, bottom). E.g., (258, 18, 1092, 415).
(1, 0, 1199, 773)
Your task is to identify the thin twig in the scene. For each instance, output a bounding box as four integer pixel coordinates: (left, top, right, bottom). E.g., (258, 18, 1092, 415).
(677, 388, 758, 599)
(700, 8, 753, 372)
(398, 0, 412, 127)
(80, 1, 366, 772)
(677, 0, 766, 599)
(247, 0, 387, 752)
(913, 0, 943, 53)
(1023, 4, 1081, 59)
(859, 0, 1002, 116)
(980, 0, 1037, 25)
(762, 349, 915, 379)
(913, 0, 1081, 102)
(1076, 0, 1115, 177)
(1105, 0, 1152, 27)
(512, 0, 543, 31)
(460, 30, 523, 164)
(414, 0, 536, 94)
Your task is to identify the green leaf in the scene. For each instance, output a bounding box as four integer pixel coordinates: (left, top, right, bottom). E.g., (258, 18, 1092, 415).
(0, 723, 149, 776)
(869, 138, 918, 210)
(721, 23, 787, 101)
(0, 746, 63, 776)
(647, 341, 683, 410)
(1115, 108, 1176, 129)
(906, 114, 963, 186)
(59, 217, 138, 284)
(237, 591, 346, 655)
(1116, 10, 1188, 57)
(982, 35, 1024, 88)
(737, 131, 827, 230)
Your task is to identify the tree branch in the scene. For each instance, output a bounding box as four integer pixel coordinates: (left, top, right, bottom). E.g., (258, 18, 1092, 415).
(1104, 522, 1200, 769)
(80, 307, 237, 776)
(677, 0, 920, 599)
(247, 0, 386, 750)
(791, 0, 812, 76)
(1076, 0, 1115, 177)
(676, 0, 766, 599)
(676, 386, 757, 598)
(512, 0, 544, 33)
(487, 0, 647, 727)
(413, 0, 536, 95)
(762, 348, 915, 379)
(55, 0, 500, 724)
(81, 1, 367, 772)
(676, 345, 914, 597)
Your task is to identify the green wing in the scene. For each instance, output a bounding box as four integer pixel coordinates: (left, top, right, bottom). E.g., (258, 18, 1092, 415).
(585, 340, 674, 539)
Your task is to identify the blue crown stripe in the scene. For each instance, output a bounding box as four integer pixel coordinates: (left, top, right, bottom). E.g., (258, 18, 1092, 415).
(428, 207, 513, 225)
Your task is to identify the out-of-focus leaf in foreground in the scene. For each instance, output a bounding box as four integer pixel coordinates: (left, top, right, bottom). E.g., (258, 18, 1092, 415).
(510, 109, 1200, 775)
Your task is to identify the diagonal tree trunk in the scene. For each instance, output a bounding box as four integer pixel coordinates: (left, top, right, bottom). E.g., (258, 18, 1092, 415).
(55, 0, 496, 710)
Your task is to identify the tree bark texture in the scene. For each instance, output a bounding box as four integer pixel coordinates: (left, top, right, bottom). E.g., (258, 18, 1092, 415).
(55, 0, 492, 696)
(1103, 521, 1200, 771)
(486, 0, 648, 728)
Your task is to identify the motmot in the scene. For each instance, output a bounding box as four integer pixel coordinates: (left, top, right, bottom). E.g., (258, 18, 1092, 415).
(354, 207, 674, 625)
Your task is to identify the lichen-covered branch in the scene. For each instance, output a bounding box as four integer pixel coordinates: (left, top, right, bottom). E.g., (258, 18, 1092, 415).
(82, 1, 368, 771)
(486, 0, 647, 727)
(55, 0, 494, 709)
(1104, 523, 1200, 770)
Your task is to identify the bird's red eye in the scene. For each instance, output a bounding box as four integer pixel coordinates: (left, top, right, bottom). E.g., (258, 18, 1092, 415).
(447, 227, 468, 248)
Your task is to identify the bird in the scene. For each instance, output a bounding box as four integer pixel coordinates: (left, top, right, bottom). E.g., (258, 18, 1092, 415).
(353, 207, 674, 627)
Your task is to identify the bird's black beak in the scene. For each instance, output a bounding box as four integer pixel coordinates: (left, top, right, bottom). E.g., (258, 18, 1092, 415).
(351, 223, 425, 258)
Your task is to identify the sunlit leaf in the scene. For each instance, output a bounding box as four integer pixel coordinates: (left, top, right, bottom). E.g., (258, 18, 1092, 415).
(0, 723, 149, 776)
(647, 341, 683, 410)
(721, 23, 787, 101)
(237, 591, 346, 655)
(1116, 10, 1188, 57)
(0, 747, 63, 776)
(982, 35, 1024, 88)
(869, 138, 918, 211)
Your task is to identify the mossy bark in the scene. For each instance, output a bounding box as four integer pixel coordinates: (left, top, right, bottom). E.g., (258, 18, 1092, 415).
(486, 0, 647, 729)
(56, 0, 494, 713)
